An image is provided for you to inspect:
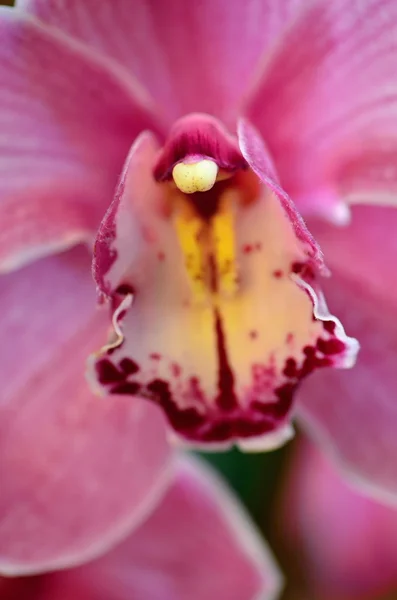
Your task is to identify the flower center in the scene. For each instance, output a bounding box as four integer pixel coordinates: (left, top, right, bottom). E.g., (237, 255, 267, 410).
(153, 114, 248, 305)
(173, 181, 239, 302)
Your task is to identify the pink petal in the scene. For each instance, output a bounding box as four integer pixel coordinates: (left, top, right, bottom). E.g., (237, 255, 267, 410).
(237, 119, 325, 270)
(296, 206, 397, 503)
(19, 0, 302, 125)
(0, 7, 162, 273)
(283, 441, 397, 598)
(90, 122, 357, 451)
(37, 457, 282, 600)
(0, 247, 172, 575)
(244, 0, 397, 220)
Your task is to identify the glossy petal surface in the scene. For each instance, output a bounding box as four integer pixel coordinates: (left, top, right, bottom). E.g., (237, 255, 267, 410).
(0, 7, 161, 272)
(35, 457, 282, 600)
(245, 0, 397, 219)
(284, 442, 397, 599)
(0, 247, 172, 575)
(90, 126, 356, 450)
(19, 0, 302, 124)
(297, 206, 397, 504)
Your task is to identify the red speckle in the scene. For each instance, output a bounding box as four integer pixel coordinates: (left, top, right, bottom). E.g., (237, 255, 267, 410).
(147, 379, 205, 430)
(249, 330, 258, 340)
(115, 283, 134, 295)
(291, 261, 315, 280)
(119, 357, 139, 375)
(303, 345, 316, 357)
(286, 332, 294, 345)
(272, 382, 297, 416)
(96, 359, 125, 385)
(150, 353, 161, 360)
(111, 283, 135, 311)
(201, 421, 233, 442)
(317, 337, 346, 355)
(255, 242, 262, 251)
(214, 309, 237, 411)
(252, 363, 275, 383)
(111, 381, 141, 395)
(188, 376, 206, 404)
(273, 269, 283, 279)
(323, 320, 336, 334)
(243, 244, 253, 254)
(291, 261, 304, 274)
(236, 419, 273, 438)
(283, 357, 298, 378)
(171, 363, 181, 377)
(118, 310, 127, 321)
(157, 251, 165, 261)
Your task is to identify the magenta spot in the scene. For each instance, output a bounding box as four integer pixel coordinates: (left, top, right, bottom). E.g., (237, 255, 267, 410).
(147, 379, 205, 429)
(252, 363, 275, 384)
(201, 421, 233, 442)
(314, 356, 333, 368)
(118, 310, 127, 321)
(243, 244, 253, 254)
(119, 358, 139, 375)
(249, 330, 258, 340)
(96, 359, 125, 385)
(273, 269, 283, 279)
(323, 320, 336, 334)
(303, 345, 316, 357)
(286, 332, 294, 345)
(115, 283, 134, 295)
(111, 381, 141, 395)
(171, 363, 181, 377)
(291, 261, 315, 280)
(317, 337, 346, 355)
(188, 376, 206, 403)
(283, 357, 298, 378)
(291, 261, 304, 274)
(214, 309, 237, 411)
(236, 419, 273, 438)
(150, 353, 161, 360)
(299, 345, 334, 378)
(157, 251, 165, 261)
(272, 382, 297, 417)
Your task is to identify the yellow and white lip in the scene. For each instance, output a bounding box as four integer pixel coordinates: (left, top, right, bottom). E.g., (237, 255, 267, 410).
(90, 132, 357, 450)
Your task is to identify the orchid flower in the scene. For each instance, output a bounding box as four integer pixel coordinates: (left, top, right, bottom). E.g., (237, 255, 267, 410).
(282, 441, 397, 600)
(0, 457, 281, 600)
(1, 0, 397, 580)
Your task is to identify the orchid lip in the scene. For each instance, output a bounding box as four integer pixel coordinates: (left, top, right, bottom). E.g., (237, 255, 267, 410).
(90, 124, 358, 450)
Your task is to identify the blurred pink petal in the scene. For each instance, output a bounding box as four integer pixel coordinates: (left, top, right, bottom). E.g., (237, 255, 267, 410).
(89, 121, 356, 450)
(18, 0, 302, 124)
(0, 246, 172, 575)
(0, 7, 162, 273)
(296, 206, 397, 503)
(27, 457, 282, 600)
(245, 0, 397, 219)
(284, 441, 397, 599)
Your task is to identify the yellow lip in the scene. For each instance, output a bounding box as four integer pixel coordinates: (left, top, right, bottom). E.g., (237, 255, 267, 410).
(173, 188, 239, 302)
